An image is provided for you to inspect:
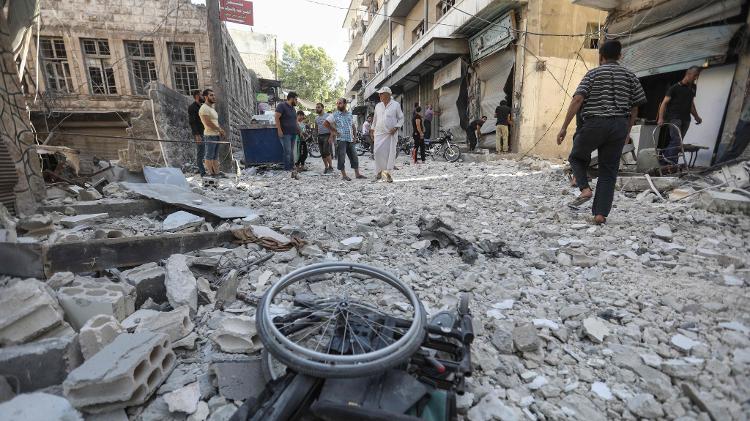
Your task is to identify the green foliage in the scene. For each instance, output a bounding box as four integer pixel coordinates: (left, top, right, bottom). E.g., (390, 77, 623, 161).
(266, 43, 344, 110)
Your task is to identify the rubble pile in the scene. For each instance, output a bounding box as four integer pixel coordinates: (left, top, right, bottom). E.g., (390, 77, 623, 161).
(0, 156, 747, 420)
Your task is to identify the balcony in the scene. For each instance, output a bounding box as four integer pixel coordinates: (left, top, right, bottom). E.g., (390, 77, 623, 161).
(346, 66, 369, 93)
(387, 0, 421, 17)
(362, 4, 388, 52)
(344, 19, 367, 61)
(571, 0, 621, 11)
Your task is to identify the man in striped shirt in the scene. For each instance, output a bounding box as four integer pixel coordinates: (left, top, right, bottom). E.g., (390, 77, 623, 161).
(557, 40, 646, 224)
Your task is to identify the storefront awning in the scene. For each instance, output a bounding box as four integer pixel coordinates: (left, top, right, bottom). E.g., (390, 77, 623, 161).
(621, 24, 742, 77)
(378, 38, 469, 93)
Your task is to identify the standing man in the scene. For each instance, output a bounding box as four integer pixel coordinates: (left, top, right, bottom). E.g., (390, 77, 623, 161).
(557, 40, 646, 225)
(494, 100, 513, 153)
(371, 87, 404, 183)
(198, 89, 224, 177)
(361, 114, 373, 153)
(275, 92, 301, 179)
(188, 90, 205, 176)
(466, 116, 487, 152)
(315, 103, 334, 174)
(295, 110, 308, 171)
(412, 106, 426, 163)
(657, 66, 703, 165)
(424, 105, 434, 140)
(324, 98, 365, 181)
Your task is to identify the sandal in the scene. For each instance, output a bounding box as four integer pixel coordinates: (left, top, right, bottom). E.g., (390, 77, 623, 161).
(568, 195, 592, 209)
(342, 175, 352, 181)
(588, 215, 606, 225)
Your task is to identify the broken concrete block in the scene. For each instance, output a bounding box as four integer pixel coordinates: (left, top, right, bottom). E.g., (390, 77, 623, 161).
(63, 332, 176, 413)
(78, 315, 124, 360)
(163, 381, 200, 414)
(0, 335, 82, 392)
(0, 279, 66, 346)
(163, 211, 205, 232)
(121, 309, 160, 331)
(122, 262, 167, 307)
(59, 213, 109, 228)
(512, 324, 540, 352)
(57, 277, 135, 330)
(85, 409, 129, 421)
(134, 306, 194, 342)
(215, 270, 239, 309)
(17, 214, 54, 235)
(698, 190, 750, 215)
(78, 188, 103, 201)
(172, 332, 199, 350)
(582, 317, 609, 343)
(210, 315, 260, 354)
(165, 254, 198, 313)
(212, 360, 266, 401)
(0, 392, 83, 421)
(47, 271, 76, 290)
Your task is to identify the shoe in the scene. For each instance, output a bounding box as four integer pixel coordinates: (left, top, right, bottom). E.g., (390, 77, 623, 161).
(291, 171, 299, 180)
(356, 174, 367, 179)
(375, 172, 382, 180)
(342, 175, 352, 181)
(384, 171, 393, 183)
(567, 194, 592, 209)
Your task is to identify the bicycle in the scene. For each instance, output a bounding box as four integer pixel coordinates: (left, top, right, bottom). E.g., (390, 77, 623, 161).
(304, 128, 321, 158)
(233, 262, 474, 421)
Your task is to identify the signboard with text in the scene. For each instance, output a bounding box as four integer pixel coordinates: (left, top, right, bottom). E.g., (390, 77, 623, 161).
(220, 0, 254, 26)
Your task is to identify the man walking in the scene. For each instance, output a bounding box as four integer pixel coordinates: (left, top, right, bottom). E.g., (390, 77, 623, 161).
(495, 100, 512, 153)
(324, 98, 365, 181)
(371, 87, 404, 183)
(466, 116, 487, 152)
(275, 92, 302, 179)
(315, 103, 334, 174)
(657, 66, 703, 165)
(198, 89, 224, 177)
(188, 90, 205, 176)
(361, 114, 373, 154)
(557, 40, 646, 225)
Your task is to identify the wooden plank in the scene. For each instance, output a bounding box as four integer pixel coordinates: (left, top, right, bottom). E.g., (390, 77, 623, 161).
(0, 242, 45, 278)
(42, 199, 164, 218)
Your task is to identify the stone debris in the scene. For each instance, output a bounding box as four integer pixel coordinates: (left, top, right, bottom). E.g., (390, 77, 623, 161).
(670, 334, 702, 353)
(209, 315, 259, 354)
(78, 188, 103, 201)
(122, 262, 167, 307)
(59, 213, 109, 228)
(162, 211, 205, 232)
(56, 276, 135, 330)
(165, 254, 198, 313)
(17, 214, 54, 235)
(212, 360, 266, 401)
(0, 280, 67, 346)
(627, 393, 664, 419)
(582, 317, 609, 343)
(63, 332, 175, 413)
(78, 314, 124, 360)
(591, 381, 613, 400)
(0, 335, 82, 392)
(163, 381, 200, 414)
(652, 223, 673, 241)
(512, 324, 540, 352)
(134, 305, 194, 342)
(0, 392, 83, 421)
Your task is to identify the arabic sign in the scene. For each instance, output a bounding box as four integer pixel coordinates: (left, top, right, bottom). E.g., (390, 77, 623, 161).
(469, 12, 515, 62)
(220, 0, 254, 26)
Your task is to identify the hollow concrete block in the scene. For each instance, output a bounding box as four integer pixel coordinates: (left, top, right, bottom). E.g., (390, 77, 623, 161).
(0, 280, 66, 346)
(57, 277, 135, 330)
(78, 315, 124, 360)
(209, 315, 260, 354)
(0, 335, 82, 392)
(63, 332, 176, 413)
(134, 306, 194, 342)
(121, 262, 167, 308)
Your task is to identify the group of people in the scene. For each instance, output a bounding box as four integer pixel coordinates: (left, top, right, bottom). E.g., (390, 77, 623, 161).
(188, 88, 225, 178)
(274, 87, 405, 182)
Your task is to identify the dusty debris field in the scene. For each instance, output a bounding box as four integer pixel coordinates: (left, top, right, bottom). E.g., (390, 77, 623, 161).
(0, 155, 748, 421)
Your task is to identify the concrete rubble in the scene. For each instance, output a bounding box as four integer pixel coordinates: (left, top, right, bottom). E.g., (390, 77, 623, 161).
(0, 392, 83, 421)
(0, 156, 747, 419)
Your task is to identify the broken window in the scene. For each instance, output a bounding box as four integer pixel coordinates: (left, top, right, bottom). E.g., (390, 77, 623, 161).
(437, 0, 455, 20)
(412, 20, 425, 43)
(125, 41, 157, 95)
(585, 22, 601, 49)
(39, 37, 73, 93)
(169, 43, 199, 95)
(81, 38, 117, 95)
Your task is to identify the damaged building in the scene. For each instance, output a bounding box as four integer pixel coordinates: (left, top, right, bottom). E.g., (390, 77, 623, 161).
(573, 0, 750, 167)
(343, 0, 608, 158)
(22, 0, 257, 174)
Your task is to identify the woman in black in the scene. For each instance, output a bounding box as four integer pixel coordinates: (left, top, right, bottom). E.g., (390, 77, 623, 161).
(412, 106, 426, 163)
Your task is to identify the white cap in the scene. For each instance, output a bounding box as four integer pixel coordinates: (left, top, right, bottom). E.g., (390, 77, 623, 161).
(377, 86, 392, 95)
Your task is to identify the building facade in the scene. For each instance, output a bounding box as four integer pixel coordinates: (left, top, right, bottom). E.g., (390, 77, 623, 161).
(573, 0, 749, 166)
(342, 0, 606, 159)
(23, 0, 255, 172)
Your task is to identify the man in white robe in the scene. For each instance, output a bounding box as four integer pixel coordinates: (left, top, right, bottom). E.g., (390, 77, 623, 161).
(370, 87, 404, 182)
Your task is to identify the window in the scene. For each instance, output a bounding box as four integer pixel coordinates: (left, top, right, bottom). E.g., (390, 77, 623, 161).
(585, 22, 601, 49)
(125, 41, 157, 95)
(81, 38, 117, 95)
(39, 37, 73, 93)
(437, 0, 455, 19)
(412, 20, 425, 43)
(169, 43, 199, 95)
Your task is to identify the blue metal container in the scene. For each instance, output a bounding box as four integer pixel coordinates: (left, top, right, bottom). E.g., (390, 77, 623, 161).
(240, 127, 284, 164)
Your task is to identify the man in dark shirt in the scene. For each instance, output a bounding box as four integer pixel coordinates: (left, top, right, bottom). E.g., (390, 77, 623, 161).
(494, 100, 512, 153)
(557, 40, 647, 224)
(275, 92, 301, 178)
(657, 67, 703, 164)
(187, 90, 205, 176)
(466, 116, 487, 151)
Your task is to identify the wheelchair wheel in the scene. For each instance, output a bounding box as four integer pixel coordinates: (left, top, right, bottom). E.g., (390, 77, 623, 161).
(256, 262, 426, 378)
